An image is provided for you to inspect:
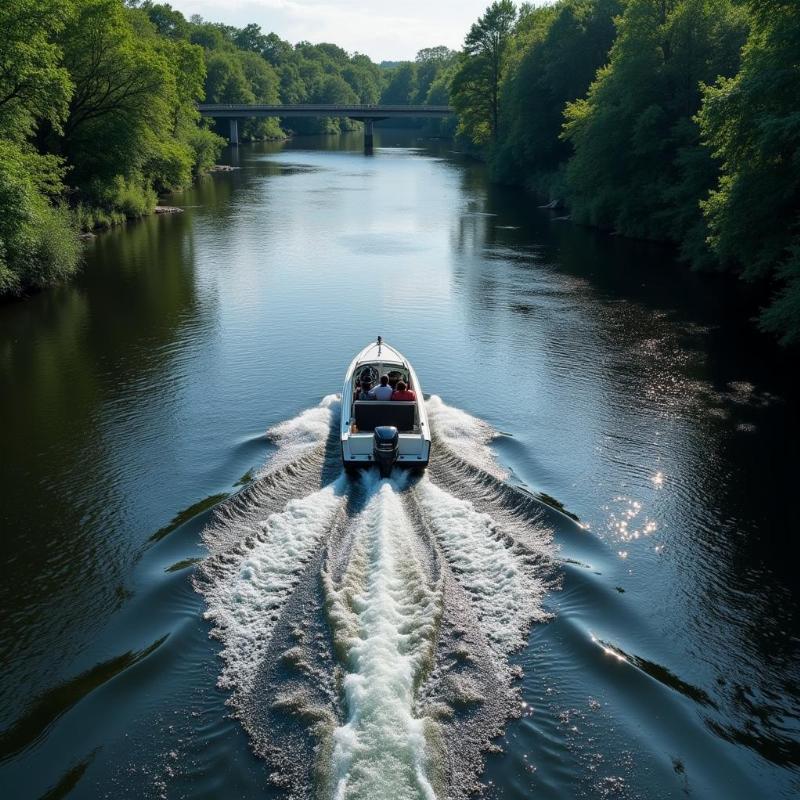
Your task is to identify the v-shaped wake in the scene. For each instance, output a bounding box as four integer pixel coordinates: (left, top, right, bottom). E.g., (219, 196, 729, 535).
(195, 396, 555, 799)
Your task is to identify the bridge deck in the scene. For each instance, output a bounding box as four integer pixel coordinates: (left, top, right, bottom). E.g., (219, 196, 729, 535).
(198, 104, 453, 119)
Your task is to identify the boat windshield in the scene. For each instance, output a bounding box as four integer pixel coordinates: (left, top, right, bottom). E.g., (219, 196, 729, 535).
(353, 362, 410, 393)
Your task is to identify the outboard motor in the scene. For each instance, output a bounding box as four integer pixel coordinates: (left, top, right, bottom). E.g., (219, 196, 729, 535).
(373, 426, 399, 478)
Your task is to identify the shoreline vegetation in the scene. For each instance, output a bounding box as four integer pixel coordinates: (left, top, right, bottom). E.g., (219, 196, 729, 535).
(0, 0, 456, 300)
(1, 0, 798, 345)
(451, 0, 799, 345)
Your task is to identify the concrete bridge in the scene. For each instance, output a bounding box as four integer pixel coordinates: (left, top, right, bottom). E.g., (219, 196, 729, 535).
(198, 104, 454, 153)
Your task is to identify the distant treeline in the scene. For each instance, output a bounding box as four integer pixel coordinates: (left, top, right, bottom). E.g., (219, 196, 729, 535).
(0, 0, 454, 296)
(451, 0, 800, 344)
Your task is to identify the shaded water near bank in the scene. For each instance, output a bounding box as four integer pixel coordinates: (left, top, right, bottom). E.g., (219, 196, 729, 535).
(1, 131, 798, 799)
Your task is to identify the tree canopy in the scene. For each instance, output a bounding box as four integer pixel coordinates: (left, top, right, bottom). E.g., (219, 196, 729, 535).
(451, 0, 517, 144)
(698, 0, 800, 343)
(452, 0, 800, 343)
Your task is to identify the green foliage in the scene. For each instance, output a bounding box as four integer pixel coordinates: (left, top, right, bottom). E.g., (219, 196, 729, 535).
(205, 51, 255, 104)
(0, 2, 80, 293)
(53, 0, 222, 218)
(699, 0, 800, 342)
(140, 1, 189, 40)
(382, 64, 418, 104)
(0, 0, 226, 295)
(0, 141, 80, 293)
(492, 0, 621, 191)
(451, 0, 800, 342)
(375, 48, 456, 132)
(562, 0, 748, 243)
(452, 0, 517, 144)
(418, 49, 459, 136)
(0, 0, 73, 138)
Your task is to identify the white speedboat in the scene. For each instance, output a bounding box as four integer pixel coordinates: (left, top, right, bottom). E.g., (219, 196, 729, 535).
(341, 337, 431, 476)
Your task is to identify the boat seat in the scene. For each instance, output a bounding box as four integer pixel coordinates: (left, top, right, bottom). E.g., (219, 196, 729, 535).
(354, 401, 416, 432)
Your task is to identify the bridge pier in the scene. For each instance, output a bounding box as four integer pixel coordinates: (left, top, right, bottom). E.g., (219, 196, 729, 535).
(229, 118, 239, 146)
(364, 119, 374, 155)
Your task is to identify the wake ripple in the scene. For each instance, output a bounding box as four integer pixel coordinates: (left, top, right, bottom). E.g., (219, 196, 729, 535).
(196, 395, 555, 799)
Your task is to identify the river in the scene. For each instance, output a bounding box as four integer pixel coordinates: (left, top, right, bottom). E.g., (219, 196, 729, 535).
(0, 131, 797, 799)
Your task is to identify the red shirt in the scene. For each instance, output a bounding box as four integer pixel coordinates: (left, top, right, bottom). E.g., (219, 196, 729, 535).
(391, 389, 416, 401)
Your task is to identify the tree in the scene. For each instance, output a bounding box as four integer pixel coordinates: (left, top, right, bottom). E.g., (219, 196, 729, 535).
(0, 0, 230, 297)
(415, 46, 457, 104)
(452, 0, 517, 144)
(381, 63, 418, 104)
(416, 46, 455, 64)
(204, 51, 255, 104)
(238, 51, 282, 139)
(492, 0, 621, 190)
(342, 62, 381, 105)
(189, 22, 227, 51)
(140, 2, 189, 40)
(234, 23, 268, 54)
(562, 0, 747, 245)
(313, 74, 358, 105)
(262, 32, 294, 67)
(699, 0, 800, 343)
(57, 0, 171, 190)
(53, 0, 222, 220)
(0, 0, 73, 139)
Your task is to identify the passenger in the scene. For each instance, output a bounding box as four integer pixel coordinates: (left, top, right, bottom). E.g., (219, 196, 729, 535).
(391, 380, 416, 401)
(388, 373, 400, 390)
(370, 375, 393, 400)
(357, 379, 373, 400)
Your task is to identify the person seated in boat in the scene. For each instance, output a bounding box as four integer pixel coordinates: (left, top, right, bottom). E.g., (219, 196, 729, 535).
(369, 375, 393, 400)
(357, 378, 373, 400)
(387, 372, 400, 390)
(391, 380, 416, 401)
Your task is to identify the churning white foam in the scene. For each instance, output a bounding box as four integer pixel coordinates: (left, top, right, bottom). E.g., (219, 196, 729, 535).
(324, 477, 442, 800)
(425, 395, 507, 479)
(203, 475, 347, 693)
(416, 478, 547, 659)
(259, 394, 340, 476)
(198, 395, 555, 798)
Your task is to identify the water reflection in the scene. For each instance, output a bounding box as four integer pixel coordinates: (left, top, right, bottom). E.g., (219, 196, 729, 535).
(0, 215, 204, 722)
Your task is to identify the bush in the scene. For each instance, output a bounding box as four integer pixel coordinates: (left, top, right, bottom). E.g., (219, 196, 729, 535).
(82, 174, 156, 226)
(0, 142, 81, 294)
(146, 138, 195, 194)
(186, 125, 225, 175)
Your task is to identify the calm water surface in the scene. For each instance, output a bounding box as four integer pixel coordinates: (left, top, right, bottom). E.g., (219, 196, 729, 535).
(1, 132, 798, 799)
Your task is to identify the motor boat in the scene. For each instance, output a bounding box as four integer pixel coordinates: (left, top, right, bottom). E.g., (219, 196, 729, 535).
(341, 337, 431, 477)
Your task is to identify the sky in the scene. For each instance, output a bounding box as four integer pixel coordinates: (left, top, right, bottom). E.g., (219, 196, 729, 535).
(167, 0, 520, 62)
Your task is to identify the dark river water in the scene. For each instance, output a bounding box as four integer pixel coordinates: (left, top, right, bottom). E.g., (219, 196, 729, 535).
(1, 132, 798, 800)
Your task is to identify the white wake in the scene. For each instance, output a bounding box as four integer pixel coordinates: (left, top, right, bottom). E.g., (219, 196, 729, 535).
(259, 393, 340, 477)
(415, 478, 548, 660)
(323, 476, 443, 800)
(202, 476, 347, 693)
(197, 395, 555, 799)
(425, 395, 507, 479)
